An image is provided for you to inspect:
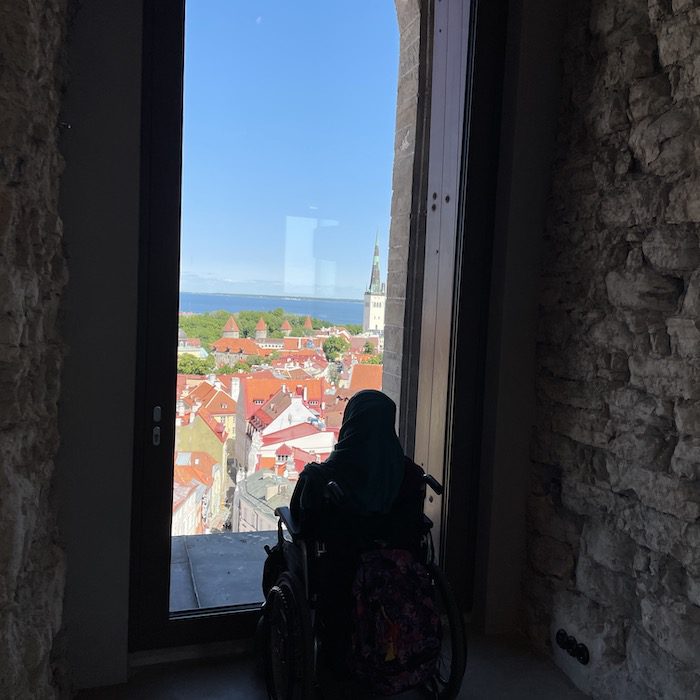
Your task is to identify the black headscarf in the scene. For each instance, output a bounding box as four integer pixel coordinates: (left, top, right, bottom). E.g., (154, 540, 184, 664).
(302, 390, 405, 513)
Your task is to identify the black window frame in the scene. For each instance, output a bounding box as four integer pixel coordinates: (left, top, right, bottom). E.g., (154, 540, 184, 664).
(129, 0, 509, 651)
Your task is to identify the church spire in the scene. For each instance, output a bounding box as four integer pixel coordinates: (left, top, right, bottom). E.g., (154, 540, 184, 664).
(368, 231, 382, 294)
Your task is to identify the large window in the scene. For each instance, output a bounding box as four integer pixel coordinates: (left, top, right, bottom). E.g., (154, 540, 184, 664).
(168, 1, 398, 614)
(130, 0, 490, 651)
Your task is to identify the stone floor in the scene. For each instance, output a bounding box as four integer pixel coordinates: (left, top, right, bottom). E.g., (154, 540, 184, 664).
(78, 632, 589, 699)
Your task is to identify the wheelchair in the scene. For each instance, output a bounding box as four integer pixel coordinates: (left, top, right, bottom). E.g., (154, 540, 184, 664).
(258, 459, 467, 699)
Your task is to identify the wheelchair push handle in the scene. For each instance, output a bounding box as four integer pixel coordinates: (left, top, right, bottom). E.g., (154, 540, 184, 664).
(325, 480, 345, 504)
(423, 473, 443, 495)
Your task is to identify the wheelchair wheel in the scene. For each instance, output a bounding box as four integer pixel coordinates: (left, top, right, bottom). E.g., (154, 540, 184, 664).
(261, 571, 315, 700)
(425, 563, 467, 700)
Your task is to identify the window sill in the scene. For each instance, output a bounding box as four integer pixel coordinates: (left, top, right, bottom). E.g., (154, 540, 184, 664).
(170, 531, 277, 612)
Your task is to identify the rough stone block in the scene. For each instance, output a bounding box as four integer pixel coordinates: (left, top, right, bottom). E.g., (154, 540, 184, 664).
(614, 464, 700, 520)
(608, 428, 675, 469)
(617, 502, 700, 574)
(628, 73, 672, 120)
(674, 399, 700, 434)
(670, 433, 700, 478)
(590, 315, 635, 352)
(602, 35, 657, 88)
(686, 573, 700, 606)
(582, 519, 637, 573)
(667, 177, 700, 223)
(680, 268, 700, 316)
(592, 88, 632, 135)
(642, 226, 700, 273)
(667, 316, 700, 357)
(629, 353, 700, 398)
(628, 110, 694, 176)
(608, 385, 674, 427)
(658, 14, 700, 66)
(626, 624, 700, 700)
(600, 179, 665, 227)
(562, 477, 621, 518)
(576, 552, 637, 613)
(606, 267, 683, 312)
(550, 405, 612, 448)
(670, 52, 700, 99)
(640, 596, 700, 667)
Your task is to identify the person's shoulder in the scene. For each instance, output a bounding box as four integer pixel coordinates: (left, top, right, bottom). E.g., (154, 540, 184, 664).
(300, 461, 322, 477)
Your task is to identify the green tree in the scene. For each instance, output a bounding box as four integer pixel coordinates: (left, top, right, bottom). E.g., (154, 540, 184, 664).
(177, 353, 215, 375)
(328, 363, 341, 385)
(246, 354, 269, 367)
(363, 354, 383, 365)
(345, 324, 362, 335)
(179, 310, 230, 349)
(217, 361, 251, 374)
(362, 341, 375, 354)
(322, 336, 350, 361)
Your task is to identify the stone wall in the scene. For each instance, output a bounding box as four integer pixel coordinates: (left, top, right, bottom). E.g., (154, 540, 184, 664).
(384, 0, 425, 432)
(527, 0, 700, 697)
(0, 1, 67, 697)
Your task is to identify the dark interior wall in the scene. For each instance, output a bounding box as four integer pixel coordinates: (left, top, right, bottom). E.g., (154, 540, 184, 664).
(56, 0, 143, 689)
(0, 2, 68, 697)
(526, 0, 700, 697)
(473, 0, 565, 632)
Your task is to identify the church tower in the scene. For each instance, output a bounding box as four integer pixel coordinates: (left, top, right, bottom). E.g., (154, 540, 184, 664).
(362, 233, 386, 333)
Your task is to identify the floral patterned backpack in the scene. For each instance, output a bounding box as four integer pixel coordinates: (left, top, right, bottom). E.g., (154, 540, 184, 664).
(347, 548, 441, 695)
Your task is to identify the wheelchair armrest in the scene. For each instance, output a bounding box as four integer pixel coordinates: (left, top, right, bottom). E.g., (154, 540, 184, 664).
(274, 506, 301, 539)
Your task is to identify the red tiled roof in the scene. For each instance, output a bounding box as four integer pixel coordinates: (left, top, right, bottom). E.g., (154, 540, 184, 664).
(256, 317, 267, 330)
(349, 336, 379, 352)
(177, 374, 210, 398)
(276, 443, 293, 456)
(276, 348, 323, 361)
(324, 407, 345, 429)
(211, 337, 272, 355)
(197, 407, 228, 443)
(281, 319, 292, 330)
(354, 353, 375, 363)
(292, 447, 330, 473)
(256, 455, 276, 471)
(240, 377, 287, 419)
(172, 451, 217, 508)
(304, 316, 313, 329)
(205, 390, 237, 415)
(223, 315, 239, 332)
(173, 464, 214, 489)
(187, 381, 217, 405)
(349, 364, 382, 392)
(172, 481, 198, 511)
(262, 422, 321, 445)
(250, 390, 292, 429)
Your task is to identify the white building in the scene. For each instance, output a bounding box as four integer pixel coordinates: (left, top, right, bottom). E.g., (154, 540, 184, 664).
(362, 234, 386, 333)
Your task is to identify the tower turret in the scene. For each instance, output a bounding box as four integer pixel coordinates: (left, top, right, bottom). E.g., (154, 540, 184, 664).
(363, 232, 386, 334)
(368, 231, 382, 294)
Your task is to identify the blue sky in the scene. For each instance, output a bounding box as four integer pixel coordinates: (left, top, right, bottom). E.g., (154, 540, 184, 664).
(179, 1, 399, 299)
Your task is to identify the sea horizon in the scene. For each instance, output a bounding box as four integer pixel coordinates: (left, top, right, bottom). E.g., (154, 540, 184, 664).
(179, 291, 364, 326)
(180, 290, 364, 304)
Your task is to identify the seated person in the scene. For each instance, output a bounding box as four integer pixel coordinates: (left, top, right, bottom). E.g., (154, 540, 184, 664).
(290, 389, 408, 536)
(287, 390, 424, 671)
